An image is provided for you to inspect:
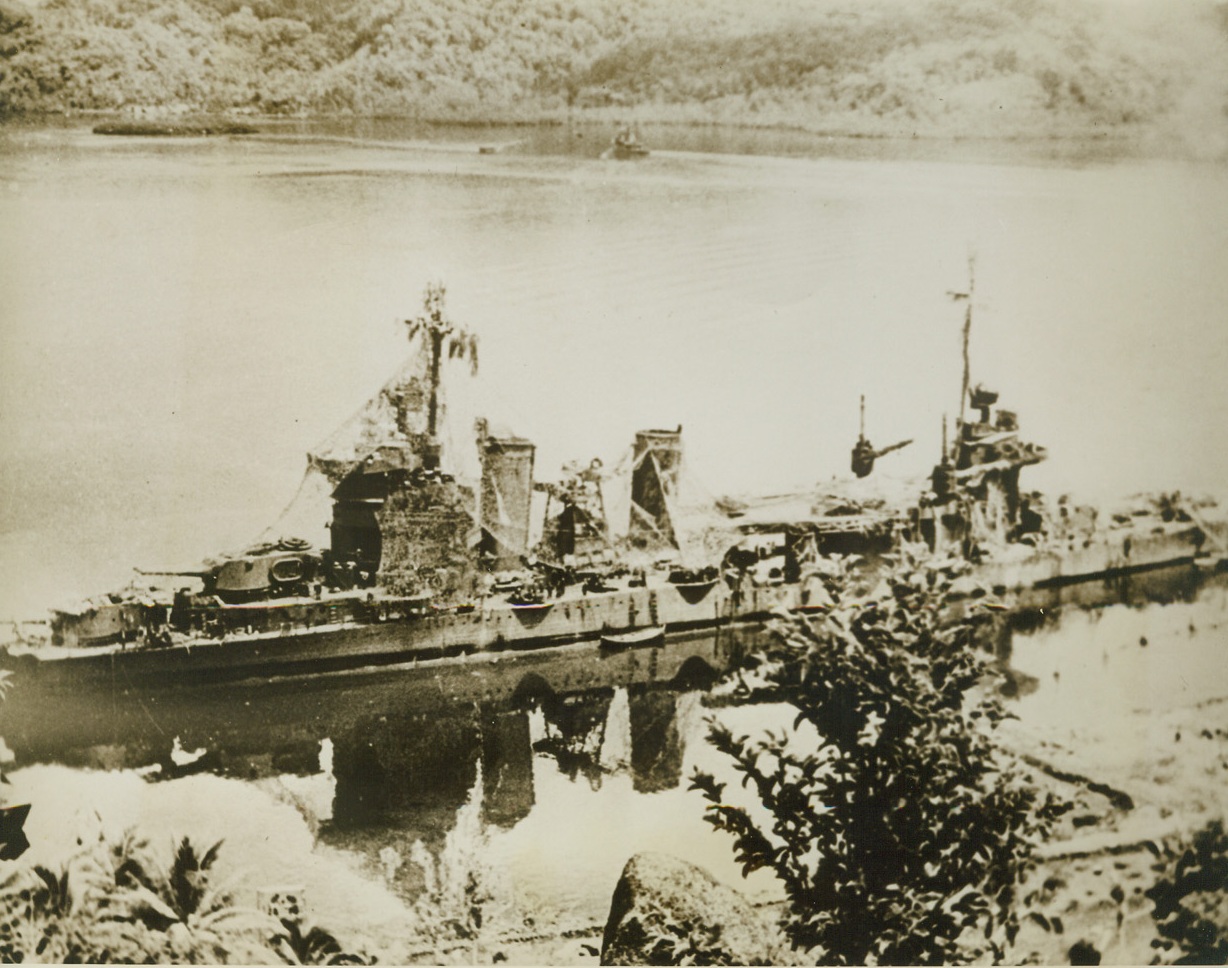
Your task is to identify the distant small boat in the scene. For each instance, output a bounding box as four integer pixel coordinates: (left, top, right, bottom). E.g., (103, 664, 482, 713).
(478, 139, 523, 155)
(600, 625, 664, 651)
(605, 127, 649, 160)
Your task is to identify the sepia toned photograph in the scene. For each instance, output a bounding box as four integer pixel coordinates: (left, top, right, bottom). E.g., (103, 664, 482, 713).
(1, 0, 1227, 963)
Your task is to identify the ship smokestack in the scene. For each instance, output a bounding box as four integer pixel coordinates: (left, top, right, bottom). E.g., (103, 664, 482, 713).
(629, 426, 682, 551)
(478, 425, 536, 571)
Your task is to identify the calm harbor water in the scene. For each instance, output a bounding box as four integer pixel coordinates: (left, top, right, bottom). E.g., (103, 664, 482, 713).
(1, 120, 1227, 618)
(1, 119, 1227, 954)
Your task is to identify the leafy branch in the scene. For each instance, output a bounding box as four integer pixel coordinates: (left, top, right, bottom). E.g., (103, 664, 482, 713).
(691, 557, 1070, 965)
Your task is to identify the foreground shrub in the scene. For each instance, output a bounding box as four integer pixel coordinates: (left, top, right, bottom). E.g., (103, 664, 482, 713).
(0, 827, 367, 963)
(1146, 820, 1228, 965)
(692, 555, 1070, 964)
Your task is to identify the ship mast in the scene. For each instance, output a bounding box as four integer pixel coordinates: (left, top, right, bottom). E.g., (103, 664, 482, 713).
(947, 254, 975, 461)
(402, 282, 479, 470)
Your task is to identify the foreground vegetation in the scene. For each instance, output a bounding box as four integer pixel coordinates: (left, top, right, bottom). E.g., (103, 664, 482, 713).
(690, 552, 1071, 963)
(1, 0, 1227, 145)
(687, 554, 1228, 964)
(0, 828, 371, 963)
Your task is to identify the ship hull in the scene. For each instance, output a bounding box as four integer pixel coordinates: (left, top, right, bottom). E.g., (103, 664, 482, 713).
(977, 523, 1226, 609)
(1, 624, 766, 772)
(2, 523, 1222, 697)
(2, 581, 799, 693)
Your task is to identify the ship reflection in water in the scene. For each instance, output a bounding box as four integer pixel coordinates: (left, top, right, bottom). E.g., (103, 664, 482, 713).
(4, 627, 759, 911)
(322, 682, 695, 899)
(332, 685, 686, 829)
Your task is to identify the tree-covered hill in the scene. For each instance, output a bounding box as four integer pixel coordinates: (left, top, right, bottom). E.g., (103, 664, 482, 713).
(2, 0, 1226, 143)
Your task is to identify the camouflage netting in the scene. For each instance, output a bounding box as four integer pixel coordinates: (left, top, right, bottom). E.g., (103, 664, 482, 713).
(250, 345, 485, 556)
(477, 430, 535, 571)
(252, 349, 750, 576)
(307, 352, 436, 488)
(595, 439, 740, 570)
(628, 433, 683, 552)
(376, 476, 478, 600)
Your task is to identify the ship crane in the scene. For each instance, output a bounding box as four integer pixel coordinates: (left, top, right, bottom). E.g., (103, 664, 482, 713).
(534, 458, 610, 522)
(534, 457, 614, 565)
(850, 394, 912, 478)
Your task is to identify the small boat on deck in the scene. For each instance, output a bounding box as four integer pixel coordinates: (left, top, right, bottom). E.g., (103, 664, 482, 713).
(600, 626, 665, 652)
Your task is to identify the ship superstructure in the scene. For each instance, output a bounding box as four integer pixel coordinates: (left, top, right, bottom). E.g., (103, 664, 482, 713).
(28, 289, 782, 662)
(913, 259, 1048, 557)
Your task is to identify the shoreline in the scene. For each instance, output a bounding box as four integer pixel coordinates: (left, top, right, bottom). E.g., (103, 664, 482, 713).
(2, 108, 1180, 165)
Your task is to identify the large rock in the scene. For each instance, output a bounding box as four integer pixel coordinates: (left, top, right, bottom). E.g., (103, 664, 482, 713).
(601, 852, 787, 966)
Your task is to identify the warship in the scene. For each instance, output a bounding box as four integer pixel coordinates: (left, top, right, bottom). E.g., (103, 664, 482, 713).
(2, 283, 1224, 696)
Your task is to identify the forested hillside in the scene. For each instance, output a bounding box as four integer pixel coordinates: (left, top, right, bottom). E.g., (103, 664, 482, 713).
(2, 0, 1226, 142)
